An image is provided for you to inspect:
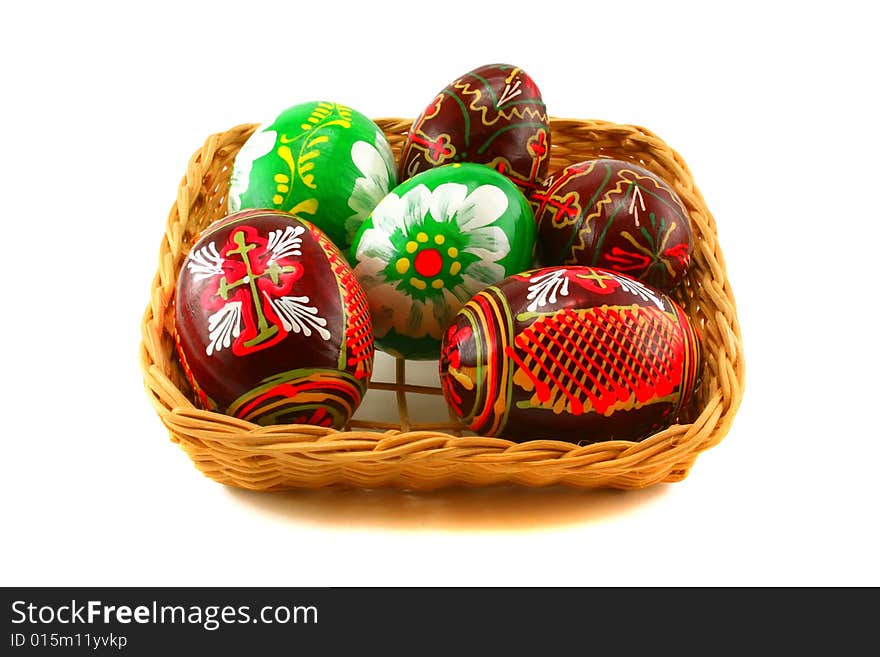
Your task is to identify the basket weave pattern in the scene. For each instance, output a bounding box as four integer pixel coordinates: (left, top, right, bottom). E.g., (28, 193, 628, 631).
(139, 118, 745, 491)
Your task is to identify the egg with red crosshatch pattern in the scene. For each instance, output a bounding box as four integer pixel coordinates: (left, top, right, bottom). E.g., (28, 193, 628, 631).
(398, 63, 551, 196)
(439, 266, 701, 444)
(530, 159, 693, 292)
(174, 209, 374, 427)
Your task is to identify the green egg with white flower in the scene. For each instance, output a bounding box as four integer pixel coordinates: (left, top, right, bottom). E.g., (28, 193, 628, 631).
(350, 162, 536, 360)
(228, 100, 396, 252)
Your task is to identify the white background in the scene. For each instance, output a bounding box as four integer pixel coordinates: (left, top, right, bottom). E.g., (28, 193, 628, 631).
(1, 1, 877, 587)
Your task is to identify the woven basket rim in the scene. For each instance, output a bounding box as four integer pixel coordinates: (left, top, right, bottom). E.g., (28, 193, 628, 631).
(139, 115, 745, 491)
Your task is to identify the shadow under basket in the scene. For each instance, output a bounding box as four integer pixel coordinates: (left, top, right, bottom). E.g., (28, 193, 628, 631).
(139, 117, 745, 491)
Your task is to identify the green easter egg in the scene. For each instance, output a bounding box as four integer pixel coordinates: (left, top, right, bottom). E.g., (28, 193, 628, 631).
(228, 101, 397, 252)
(350, 162, 536, 360)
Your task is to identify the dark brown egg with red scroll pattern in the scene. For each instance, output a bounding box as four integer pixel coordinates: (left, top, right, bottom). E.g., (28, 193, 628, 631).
(531, 159, 693, 292)
(174, 209, 374, 428)
(398, 63, 550, 195)
(439, 266, 701, 444)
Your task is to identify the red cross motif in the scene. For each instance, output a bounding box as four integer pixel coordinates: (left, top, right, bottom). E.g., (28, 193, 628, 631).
(409, 132, 455, 164)
(571, 269, 622, 294)
(204, 226, 303, 356)
(532, 161, 593, 225)
(528, 130, 547, 159)
(525, 130, 549, 189)
(531, 190, 579, 227)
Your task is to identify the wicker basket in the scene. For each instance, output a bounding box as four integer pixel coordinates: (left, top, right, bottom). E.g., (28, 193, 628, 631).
(139, 117, 745, 491)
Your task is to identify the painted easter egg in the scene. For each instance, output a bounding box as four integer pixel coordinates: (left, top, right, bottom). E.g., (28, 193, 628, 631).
(174, 209, 374, 428)
(531, 159, 693, 292)
(350, 162, 536, 360)
(398, 63, 550, 195)
(228, 101, 397, 253)
(439, 266, 701, 444)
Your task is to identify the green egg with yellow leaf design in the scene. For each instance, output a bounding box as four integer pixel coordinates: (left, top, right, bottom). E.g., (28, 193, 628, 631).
(229, 101, 397, 252)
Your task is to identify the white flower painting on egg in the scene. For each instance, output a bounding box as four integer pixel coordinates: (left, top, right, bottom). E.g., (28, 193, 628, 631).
(345, 132, 396, 244)
(353, 182, 511, 344)
(228, 127, 278, 212)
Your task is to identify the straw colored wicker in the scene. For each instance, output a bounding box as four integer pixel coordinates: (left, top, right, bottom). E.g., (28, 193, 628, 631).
(139, 117, 745, 491)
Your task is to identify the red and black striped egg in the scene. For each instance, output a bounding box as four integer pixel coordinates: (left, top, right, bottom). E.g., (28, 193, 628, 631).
(439, 266, 701, 444)
(174, 209, 374, 428)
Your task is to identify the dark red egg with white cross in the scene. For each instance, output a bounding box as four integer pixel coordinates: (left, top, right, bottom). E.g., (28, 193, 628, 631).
(174, 209, 374, 428)
(530, 159, 693, 292)
(439, 266, 701, 444)
(398, 63, 550, 195)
